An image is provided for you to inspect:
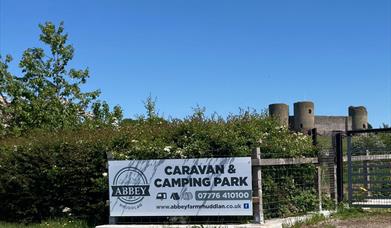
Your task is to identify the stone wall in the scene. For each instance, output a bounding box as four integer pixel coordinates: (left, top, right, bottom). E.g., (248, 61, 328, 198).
(315, 116, 351, 135)
(289, 115, 352, 136)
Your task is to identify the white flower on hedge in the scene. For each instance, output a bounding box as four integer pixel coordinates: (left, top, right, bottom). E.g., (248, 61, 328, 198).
(164, 146, 172, 152)
(102, 172, 108, 177)
(175, 148, 186, 158)
(131, 139, 138, 143)
(112, 118, 119, 127)
(62, 207, 71, 213)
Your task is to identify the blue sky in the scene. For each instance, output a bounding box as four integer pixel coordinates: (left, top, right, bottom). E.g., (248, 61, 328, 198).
(0, 0, 390, 127)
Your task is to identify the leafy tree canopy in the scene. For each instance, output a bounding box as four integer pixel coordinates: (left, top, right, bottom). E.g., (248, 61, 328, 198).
(0, 22, 122, 136)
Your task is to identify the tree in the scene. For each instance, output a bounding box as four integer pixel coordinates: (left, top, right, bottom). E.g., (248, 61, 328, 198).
(0, 22, 122, 136)
(144, 95, 158, 120)
(90, 101, 123, 127)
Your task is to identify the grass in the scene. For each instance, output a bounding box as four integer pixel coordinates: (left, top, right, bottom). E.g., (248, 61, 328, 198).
(332, 205, 365, 220)
(333, 206, 391, 220)
(316, 135, 332, 150)
(317, 135, 350, 152)
(0, 219, 91, 228)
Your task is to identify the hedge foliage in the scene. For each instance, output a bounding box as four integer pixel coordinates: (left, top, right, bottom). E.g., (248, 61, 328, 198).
(0, 110, 318, 224)
(0, 130, 109, 224)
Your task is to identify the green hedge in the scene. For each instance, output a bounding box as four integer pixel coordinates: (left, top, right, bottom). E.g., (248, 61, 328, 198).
(0, 131, 110, 224)
(0, 112, 318, 224)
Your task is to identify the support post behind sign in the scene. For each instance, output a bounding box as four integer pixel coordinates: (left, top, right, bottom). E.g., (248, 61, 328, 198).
(106, 151, 118, 225)
(252, 147, 264, 224)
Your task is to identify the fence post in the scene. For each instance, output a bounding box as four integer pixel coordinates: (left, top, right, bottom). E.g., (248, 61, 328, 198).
(330, 131, 340, 206)
(347, 135, 353, 206)
(363, 149, 371, 196)
(312, 128, 318, 146)
(335, 132, 344, 203)
(106, 151, 118, 225)
(252, 147, 264, 224)
(317, 165, 322, 211)
(313, 128, 322, 211)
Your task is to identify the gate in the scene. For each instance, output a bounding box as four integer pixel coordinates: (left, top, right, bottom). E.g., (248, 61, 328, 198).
(347, 128, 391, 208)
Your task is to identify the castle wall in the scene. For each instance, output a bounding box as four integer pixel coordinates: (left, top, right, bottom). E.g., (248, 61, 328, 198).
(314, 116, 351, 135)
(289, 115, 352, 136)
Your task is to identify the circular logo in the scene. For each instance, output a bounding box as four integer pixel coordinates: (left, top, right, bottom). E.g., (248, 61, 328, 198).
(112, 167, 149, 205)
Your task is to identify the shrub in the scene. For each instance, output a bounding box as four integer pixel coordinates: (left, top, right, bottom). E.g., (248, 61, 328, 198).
(0, 110, 318, 224)
(0, 130, 110, 224)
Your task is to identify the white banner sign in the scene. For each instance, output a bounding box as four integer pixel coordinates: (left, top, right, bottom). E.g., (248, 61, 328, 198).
(108, 157, 252, 216)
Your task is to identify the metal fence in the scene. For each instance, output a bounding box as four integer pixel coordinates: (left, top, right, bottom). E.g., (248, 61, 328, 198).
(347, 128, 391, 208)
(251, 147, 322, 223)
(251, 129, 344, 224)
(318, 147, 338, 209)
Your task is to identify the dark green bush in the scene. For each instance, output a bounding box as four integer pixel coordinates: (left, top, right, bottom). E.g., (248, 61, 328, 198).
(0, 131, 110, 224)
(0, 111, 318, 224)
